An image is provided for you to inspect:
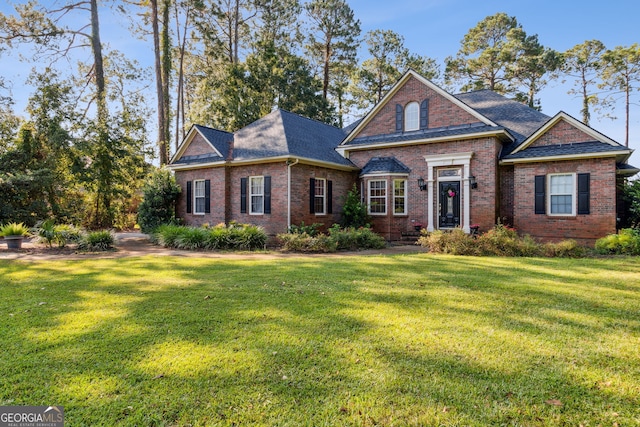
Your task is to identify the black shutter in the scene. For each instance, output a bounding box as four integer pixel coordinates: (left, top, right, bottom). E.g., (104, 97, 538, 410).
(310, 178, 316, 214)
(577, 173, 590, 215)
(327, 180, 333, 214)
(420, 99, 429, 129)
(240, 177, 247, 213)
(204, 179, 211, 214)
(395, 104, 403, 132)
(186, 181, 192, 214)
(535, 175, 546, 214)
(264, 176, 271, 214)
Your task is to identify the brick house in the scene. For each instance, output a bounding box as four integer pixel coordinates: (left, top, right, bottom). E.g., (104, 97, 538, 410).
(169, 70, 637, 244)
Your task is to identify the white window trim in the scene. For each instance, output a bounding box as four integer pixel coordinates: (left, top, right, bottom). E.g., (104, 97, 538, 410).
(547, 172, 576, 216)
(193, 179, 206, 215)
(368, 179, 387, 215)
(393, 179, 407, 216)
(314, 178, 326, 215)
(249, 176, 264, 215)
(404, 102, 419, 131)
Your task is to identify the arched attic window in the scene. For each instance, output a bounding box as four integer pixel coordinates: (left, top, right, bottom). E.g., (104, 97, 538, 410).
(404, 102, 419, 131)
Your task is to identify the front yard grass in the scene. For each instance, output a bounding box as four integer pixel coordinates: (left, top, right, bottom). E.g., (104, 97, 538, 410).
(0, 254, 639, 426)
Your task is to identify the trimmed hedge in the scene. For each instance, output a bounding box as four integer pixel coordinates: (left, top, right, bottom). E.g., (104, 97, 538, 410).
(278, 225, 386, 253)
(595, 228, 640, 255)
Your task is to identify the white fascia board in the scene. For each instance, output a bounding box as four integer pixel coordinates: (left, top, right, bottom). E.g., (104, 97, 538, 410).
(500, 150, 631, 165)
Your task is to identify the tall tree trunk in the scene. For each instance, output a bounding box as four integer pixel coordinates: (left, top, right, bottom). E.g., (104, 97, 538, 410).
(151, 0, 168, 165)
(162, 0, 171, 155)
(174, 1, 189, 150)
(322, 40, 331, 99)
(625, 78, 630, 147)
(581, 70, 590, 125)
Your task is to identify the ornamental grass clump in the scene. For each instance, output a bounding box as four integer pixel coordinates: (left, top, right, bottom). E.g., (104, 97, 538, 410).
(153, 223, 267, 251)
(418, 228, 478, 255)
(0, 222, 30, 237)
(277, 232, 337, 253)
(327, 224, 386, 251)
(78, 230, 115, 251)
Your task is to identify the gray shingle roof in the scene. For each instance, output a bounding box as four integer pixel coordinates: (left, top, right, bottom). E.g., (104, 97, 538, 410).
(347, 122, 505, 146)
(502, 141, 627, 160)
(360, 157, 411, 176)
(194, 124, 233, 159)
(232, 109, 354, 166)
(454, 90, 551, 152)
(173, 152, 224, 165)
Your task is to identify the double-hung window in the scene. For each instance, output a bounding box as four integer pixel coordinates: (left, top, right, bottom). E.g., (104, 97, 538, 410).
(314, 178, 326, 215)
(194, 180, 206, 214)
(250, 176, 264, 214)
(404, 102, 419, 131)
(393, 179, 407, 215)
(368, 180, 387, 215)
(549, 173, 575, 215)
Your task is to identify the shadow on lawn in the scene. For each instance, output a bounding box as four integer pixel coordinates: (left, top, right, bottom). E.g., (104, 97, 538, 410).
(0, 255, 639, 425)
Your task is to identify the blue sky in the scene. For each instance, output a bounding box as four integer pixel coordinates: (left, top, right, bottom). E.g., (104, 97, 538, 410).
(1, 0, 639, 164)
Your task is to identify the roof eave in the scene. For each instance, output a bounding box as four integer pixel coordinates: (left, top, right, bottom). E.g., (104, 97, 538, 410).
(500, 150, 632, 165)
(338, 129, 512, 155)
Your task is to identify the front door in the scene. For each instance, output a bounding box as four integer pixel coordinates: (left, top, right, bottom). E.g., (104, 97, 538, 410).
(439, 181, 460, 228)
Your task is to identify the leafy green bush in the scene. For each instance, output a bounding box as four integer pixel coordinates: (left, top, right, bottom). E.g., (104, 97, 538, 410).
(137, 167, 181, 233)
(595, 229, 640, 255)
(340, 184, 370, 228)
(35, 220, 82, 248)
(153, 223, 267, 251)
(78, 230, 115, 251)
(328, 224, 386, 251)
(278, 225, 385, 252)
(288, 221, 323, 237)
(278, 233, 337, 253)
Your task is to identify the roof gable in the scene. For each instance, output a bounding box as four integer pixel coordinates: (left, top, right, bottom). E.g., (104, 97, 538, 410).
(171, 125, 232, 164)
(512, 112, 622, 155)
(342, 70, 498, 145)
(360, 157, 411, 176)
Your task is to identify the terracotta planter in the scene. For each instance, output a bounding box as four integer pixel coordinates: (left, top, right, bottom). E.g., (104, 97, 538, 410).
(4, 235, 24, 250)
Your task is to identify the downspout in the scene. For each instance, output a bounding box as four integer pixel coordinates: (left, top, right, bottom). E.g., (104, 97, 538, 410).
(287, 158, 299, 229)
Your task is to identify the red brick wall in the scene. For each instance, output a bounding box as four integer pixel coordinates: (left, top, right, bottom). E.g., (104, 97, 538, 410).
(512, 158, 617, 245)
(499, 165, 515, 225)
(530, 119, 594, 148)
(347, 137, 502, 240)
(182, 133, 218, 157)
(175, 167, 227, 226)
(356, 75, 480, 138)
(289, 164, 358, 232)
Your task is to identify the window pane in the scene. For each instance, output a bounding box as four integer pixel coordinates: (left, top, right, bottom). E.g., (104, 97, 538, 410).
(551, 195, 572, 214)
(550, 175, 572, 194)
(250, 177, 264, 214)
(194, 181, 205, 197)
(404, 102, 419, 131)
(394, 180, 406, 214)
(369, 180, 386, 214)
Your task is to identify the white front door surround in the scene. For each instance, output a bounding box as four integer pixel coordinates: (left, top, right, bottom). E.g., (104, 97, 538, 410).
(423, 152, 474, 233)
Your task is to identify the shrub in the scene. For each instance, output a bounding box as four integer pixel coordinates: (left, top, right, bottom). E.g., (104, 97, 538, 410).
(78, 230, 115, 251)
(595, 229, 640, 255)
(341, 184, 370, 228)
(417, 228, 479, 255)
(153, 223, 267, 251)
(35, 220, 82, 248)
(0, 222, 30, 237)
(328, 224, 386, 251)
(288, 221, 323, 237)
(476, 224, 540, 257)
(137, 167, 181, 233)
(542, 239, 587, 258)
(277, 233, 337, 253)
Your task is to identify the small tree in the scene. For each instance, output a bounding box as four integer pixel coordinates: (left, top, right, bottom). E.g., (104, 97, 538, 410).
(137, 167, 181, 233)
(340, 184, 370, 228)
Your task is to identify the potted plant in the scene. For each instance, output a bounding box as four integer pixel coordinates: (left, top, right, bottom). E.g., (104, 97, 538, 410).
(413, 221, 423, 231)
(1, 222, 31, 249)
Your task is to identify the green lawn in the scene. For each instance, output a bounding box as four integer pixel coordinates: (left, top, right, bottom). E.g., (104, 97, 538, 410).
(0, 254, 639, 426)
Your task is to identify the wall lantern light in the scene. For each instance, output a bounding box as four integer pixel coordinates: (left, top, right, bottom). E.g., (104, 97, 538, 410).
(469, 175, 478, 189)
(417, 177, 427, 191)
